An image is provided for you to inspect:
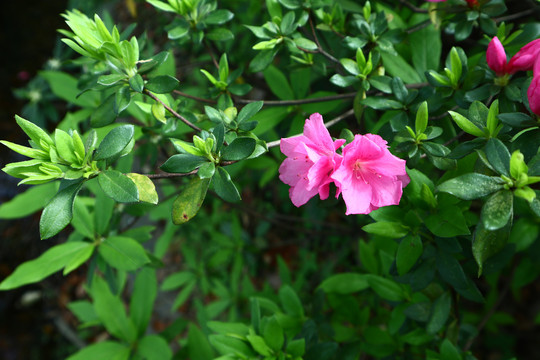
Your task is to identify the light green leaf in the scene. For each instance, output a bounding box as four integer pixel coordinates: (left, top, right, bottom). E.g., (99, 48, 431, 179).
(98, 236, 150, 271)
(172, 177, 210, 225)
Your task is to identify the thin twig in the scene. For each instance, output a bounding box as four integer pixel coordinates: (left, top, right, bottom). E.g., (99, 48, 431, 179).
(204, 39, 220, 69)
(406, 19, 432, 34)
(494, 8, 536, 23)
(266, 108, 355, 149)
(308, 15, 340, 64)
(145, 170, 198, 179)
(174, 90, 217, 104)
(236, 92, 357, 106)
(398, 0, 428, 13)
(144, 90, 202, 132)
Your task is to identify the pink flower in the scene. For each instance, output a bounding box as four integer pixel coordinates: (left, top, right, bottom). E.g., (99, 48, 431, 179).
(528, 75, 540, 116)
(331, 134, 409, 215)
(486, 37, 507, 75)
(507, 39, 540, 74)
(279, 113, 345, 207)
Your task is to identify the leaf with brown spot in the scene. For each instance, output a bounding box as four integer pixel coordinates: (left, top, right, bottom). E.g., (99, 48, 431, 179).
(172, 177, 210, 225)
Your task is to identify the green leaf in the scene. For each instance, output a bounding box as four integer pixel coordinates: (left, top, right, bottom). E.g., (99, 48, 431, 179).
(98, 236, 150, 271)
(168, 23, 190, 40)
(409, 24, 441, 80)
(205, 9, 234, 25)
(318, 273, 369, 294)
(426, 292, 451, 334)
(130, 268, 157, 337)
(438, 173, 504, 200)
(380, 51, 422, 84)
(247, 333, 272, 356)
(286, 339, 305, 357)
(0, 242, 91, 290)
(0, 140, 49, 160)
(40, 180, 84, 239)
(360, 97, 403, 110)
(94, 125, 134, 161)
(126, 173, 158, 204)
(98, 74, 126, 86)
(448, 111, 485, 137)
(221, 137, 256, 161)
(293, 37, 317, 51)
(207, 28, 234, 41)
(362, 221, 408, 238)
(91, 94, 117, 127)
(160, 154, 208, 173)
(249, 49, 278, 73)
(415, 101, 428, 135)
(396, 235, 423, 276)
(40, 70, 99, 107)
(55, 129, 78, 164)
(485, 138, 510, 176)
(172, 177, 210, 224)
(213, 167, 241, 202)
(425, 206, 470, 237)
(263, 316, 284, 352)
(98, 170, 139, 203)
(129, 74, 144, 93)
(137, 335, 173, 360)
(263, 65, 294, 100)
(147, 0, 176, 13)
(481, 190, 513, 231)
(0, 182, 58, 219)
(440, 338, 462, 360)
(67, 341, 130, 360)
(15, 115, 54, 148)
(279, 285, 304, 317)
(197, 162, 215, 179)
(145, 75, 179, 94)
(210, 334, 256, 358)
(237, 101, 264, 124)
(436, 250, 483, 302)
(91, 276, 137, 343)
(366, 275, 406, 302)
(63, 242, 95, 275)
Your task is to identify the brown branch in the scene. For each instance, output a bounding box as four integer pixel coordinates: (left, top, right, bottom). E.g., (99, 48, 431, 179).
(398, 0, 428, 13)
(144, 90, 202, 132)
(236, 92, 357, 106)
(308, 15, 340, 64)
(174, 90, 217, 104)
(494, 8, 536, 23)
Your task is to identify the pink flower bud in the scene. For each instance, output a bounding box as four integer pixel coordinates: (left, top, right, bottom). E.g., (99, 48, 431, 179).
(507, 39, 540, 74)
(486, 37, 507, 75)
(528, 76, 540, 117)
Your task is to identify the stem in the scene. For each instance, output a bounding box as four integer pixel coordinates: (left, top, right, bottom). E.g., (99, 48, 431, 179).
(266, 108, 355, 149)
(236, 92, 357, 106)
(398, 0, 428, 13)
(406, 19, 432, 34)
(145, 170, 198, 179)
(144, 90, 202, 132)
(494, 8, 537, 23)
(204, 39, 219, 69)
(174, 90, 217, 104)
(308, 15, 340, 64)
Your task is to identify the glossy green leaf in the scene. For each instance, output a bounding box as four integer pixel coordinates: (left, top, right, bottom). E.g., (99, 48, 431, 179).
(91, 94, 117, 128)
(145, 75, 179, 94)
(40, 180, 84, 239)
(485, 138, 510, 176)
(425, 206, 470, 237)
(172, 177, 210, 225)
(221, 137, 256, 161)
(426, 292, 451, 334)
(362, 221, 409, 238)
(481, 190, 513, 231)
(98, 236, 150, 271)
(448, 111, 485, 137)
(438, 173, 504, 200)
(213, 167, 241, 202)
(94, 125, 134, 161)
(98, 170, 139, 203)
(160, 154, 207, 173)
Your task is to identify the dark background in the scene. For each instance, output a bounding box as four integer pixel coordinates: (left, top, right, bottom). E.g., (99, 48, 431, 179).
(0, 2, 73, 359)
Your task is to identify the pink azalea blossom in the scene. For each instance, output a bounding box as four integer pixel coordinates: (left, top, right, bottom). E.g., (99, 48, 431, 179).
(331, 134, 409, 215)
(507, 39, 540, 74)
(528, 75, 540, 116)
(279, 113, 345, 207)
(486, 36, 507, 75)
